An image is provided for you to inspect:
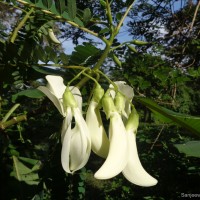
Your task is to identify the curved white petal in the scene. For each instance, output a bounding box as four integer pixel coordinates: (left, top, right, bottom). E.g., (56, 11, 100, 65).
(86, 101, 109, 158)
(122, 131, 158, 187)
(61, 108, 72, 143)
(38, 86, 65, 116)
(46, 75, 66, 99)
(61, 107, 91, 174)
(94, 112, 128, 179)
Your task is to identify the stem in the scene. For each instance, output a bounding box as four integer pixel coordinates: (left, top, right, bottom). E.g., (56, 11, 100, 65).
(2, 104, 20, 122)
(96, 70, 118, 90)
(68, 68, 90, 86)
(106, 0, 113, 28)
(0, 115, 27, 130)
(76, 43, 112, 88)
(82, 72, 100, 86)
(16, 0, 108, 43)
(114, 1, 135, 36)
(10, 7, 34, 43)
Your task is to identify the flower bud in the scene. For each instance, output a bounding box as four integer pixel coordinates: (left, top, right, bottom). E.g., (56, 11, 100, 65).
(63, 87, 78, 109)
(114, 92, 125, 115)
(125, 107, 139, 133)
(102, 92, 117, 119)
(92, 85, 104, 103)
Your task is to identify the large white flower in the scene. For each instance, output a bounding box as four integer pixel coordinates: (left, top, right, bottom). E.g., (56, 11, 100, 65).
(94, 93, 128, 179)
(109, 82, 157, 186)
(38, 75, 91, 174)
(86, 85, 109, 158)
(122, 108, 158, 187)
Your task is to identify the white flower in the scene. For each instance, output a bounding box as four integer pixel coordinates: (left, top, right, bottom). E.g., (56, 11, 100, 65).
(122, 108, 158, 187)
(86, 85, 109, 158)
(38, 75, 91, 174)
(108, 82, 157, 186)
(94, 93, 128, 179)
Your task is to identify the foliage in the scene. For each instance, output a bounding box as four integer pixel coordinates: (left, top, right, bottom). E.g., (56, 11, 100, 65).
(0, 0, 200, 199)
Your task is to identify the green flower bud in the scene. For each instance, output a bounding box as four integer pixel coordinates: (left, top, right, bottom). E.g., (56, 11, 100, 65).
(63, 87, 78, 109)
(131, 40, 149, 46)
(125, 107, 139, 133)
(92, 85, 104, 103)
(102, 92, 117, 119)
(127, 45, 138, 53)
(114, 92, 125, 115)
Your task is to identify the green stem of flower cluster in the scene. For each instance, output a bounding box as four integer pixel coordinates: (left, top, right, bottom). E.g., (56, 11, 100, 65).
(76, 2, 135, 88)
(68, 68, 90, 86)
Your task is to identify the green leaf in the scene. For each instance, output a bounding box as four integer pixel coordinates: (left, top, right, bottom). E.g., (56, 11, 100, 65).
(55, 0, 66, 14)
(12, 89, 44, 102)
(74, 17, 84, 27)
(32, 66, 65, 76)
(67, 0, 77, 20)
(10, 156, 40, 185)
(174, 141, 200, 158)
(136, 97, 200, 137)
(70, 43, 101, 65)
(60, 52, 69, 64)
(83, 8, 92, 24)
(30, 0, 39, 3)
(42, 0, 53, 9)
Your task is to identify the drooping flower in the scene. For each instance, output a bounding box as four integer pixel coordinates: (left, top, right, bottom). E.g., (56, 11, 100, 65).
(86, 85, 109, 158)
(107, 82, 158, 186)
(38, 75, 91, 174)
(94, 92, 128, 179)
(122, 107, 158, 187)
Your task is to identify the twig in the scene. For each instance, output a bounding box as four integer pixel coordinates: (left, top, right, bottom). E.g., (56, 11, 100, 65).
(148, 125, 165, 152)
(0, 115, 27, 130)
(10, 7, 34, 43)
(2, 104, 20, 122)
(189, 0, 200, 33)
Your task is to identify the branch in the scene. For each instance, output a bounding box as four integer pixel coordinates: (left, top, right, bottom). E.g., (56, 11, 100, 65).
(189, 0, 200, 33)
(0, 115, 27, 130)
(115, 0, 135, 36)
(16, 0, 108, 43)
(10, 7, 34, 43)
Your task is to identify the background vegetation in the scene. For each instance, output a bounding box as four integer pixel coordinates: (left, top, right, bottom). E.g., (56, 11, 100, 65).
(0, 0, 200, 199)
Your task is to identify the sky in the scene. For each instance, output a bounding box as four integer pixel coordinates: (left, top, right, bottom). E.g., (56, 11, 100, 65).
(62, 0, 198, 54)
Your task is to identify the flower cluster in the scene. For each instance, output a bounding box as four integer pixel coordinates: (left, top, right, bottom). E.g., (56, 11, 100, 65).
(38, 75, 158, 187)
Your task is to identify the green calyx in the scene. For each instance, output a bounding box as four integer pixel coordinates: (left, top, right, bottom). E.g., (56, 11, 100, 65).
(114, 92, 125, 115)
(92, 85, 105, 103)
(102, 91, 117, 119)
(63, 87, 78, 109)
(125, 106, 139, 133)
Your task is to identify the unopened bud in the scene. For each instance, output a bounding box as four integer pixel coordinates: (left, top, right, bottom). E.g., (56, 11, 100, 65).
(114, 92, 125, 115)
(125, 107, 139, 133)
(92, 85, 104, 103)
(102, 92, 117, 119)
(63, 87, 77, 109)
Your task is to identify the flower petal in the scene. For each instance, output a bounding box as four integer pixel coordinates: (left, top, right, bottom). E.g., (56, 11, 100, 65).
(46, 75, 66, 99)
(86, 101, 109, 158)
(38, 86, 65, 116)
(94, 112, 128, 179)
(61, 108, 72, 143)
(110, 81, 134, 117)
(122, 131, 158, 187)
(61, 107, 91, 173)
